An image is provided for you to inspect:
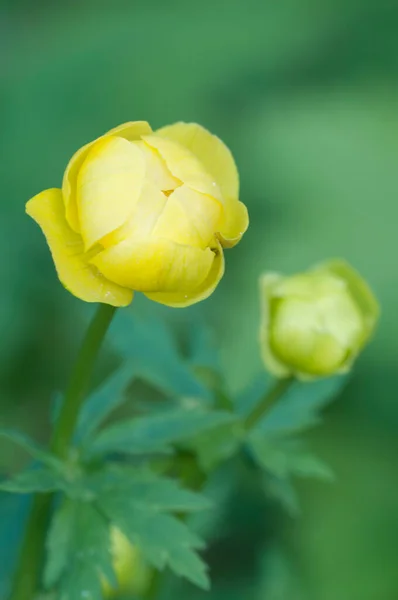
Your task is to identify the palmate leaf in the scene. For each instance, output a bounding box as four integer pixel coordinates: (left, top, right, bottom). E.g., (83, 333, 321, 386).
(257, 376, 348, 435)
(86, 408, 237, 458)
(44, 499, 116, 599)
(90, 465, 210, 590)
(44, 500, 76, 589)
(249, 434, 334, 481)
(237, 374, 348, 435)
(0, 429, 62, 470)
(0, 430, 67, 495)
(86, 465, 211, 513)
(76, 362, 136, 442)
(0, 466, 66, 494)
(109, 310, 210, 401)
(248, 432, 333, 516)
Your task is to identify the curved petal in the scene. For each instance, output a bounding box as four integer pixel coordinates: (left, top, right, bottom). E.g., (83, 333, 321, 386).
(62, 121, 152, 233)
(135, 141, 180, 191)
(142, 135, 224, 204)
(217, 198, 249, 248)
(26, 188, 133, 306)
(91, 238, 215, 293)
(152, 185, 222, 249)
(145, 239, 225, 307)
(77, 136, 145, 250)
(105, 121, 152, 141)
(259, 273, 291, 378)
(321, 259, 380, 339)
(101, 180, 167, 248)
(156, 122, 239, 199)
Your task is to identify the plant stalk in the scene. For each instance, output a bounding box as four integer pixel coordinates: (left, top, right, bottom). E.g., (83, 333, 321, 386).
(9, 303, 116, 600)
(243, 377, 293, 430)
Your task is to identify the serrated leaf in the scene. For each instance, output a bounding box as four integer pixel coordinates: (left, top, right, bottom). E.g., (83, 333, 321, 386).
(55, 501, 116, 599)
(99, 499, 209, 590)
(86, 466, 211, 513)
(235, 372, 274, 419)
(92, 466, 210, 589)
(44, 500, 76, 589)
(86, 409, 237, 458)
(249, 434, 334, 482)
(59, 559, 102, 600)
(0, 429, 62, 470)
(0, 466, 65, 494)
(76, 362, 135, 442)
(254, 375, 348, 435)
(187, 421, 244, 473)
(263, 474, 301, 518)
(109, 311, 210, 401)
(165, 541, 209, 590)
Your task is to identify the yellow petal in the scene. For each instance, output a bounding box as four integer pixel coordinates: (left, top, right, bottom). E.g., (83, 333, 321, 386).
(25, 188, 133, 306)
(62, 121, 152, 233)
(259, 273, 292, 378)
(62, 140, 94, 233)
(77, 136, 145, 249)
(91, 237, 215, 293)
(155, 123, 248, 247)
(101, 181, 167, 248)
(145, 239, 225, 307)
(156, 122, 239, 199)
(217, 198, 249, 248)
(135, 141, 180, 191)
(105, 121, 152, 141)
(142, 135, 224, 203)
(152, 185, 222, 249)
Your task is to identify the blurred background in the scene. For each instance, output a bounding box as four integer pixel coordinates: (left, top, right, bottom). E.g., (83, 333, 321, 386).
(1, 0, 398, 598)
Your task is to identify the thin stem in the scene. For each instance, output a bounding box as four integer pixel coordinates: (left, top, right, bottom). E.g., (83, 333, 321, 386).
(244, 377, 293, 431)
(51, 304, 116, 458)
(9, 303, 116, 600)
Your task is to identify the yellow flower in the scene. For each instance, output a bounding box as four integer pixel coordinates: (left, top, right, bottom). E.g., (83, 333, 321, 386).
(102, 528, 150, 598)
(26, 122, 248, 307)
(259, 260, 379, 379)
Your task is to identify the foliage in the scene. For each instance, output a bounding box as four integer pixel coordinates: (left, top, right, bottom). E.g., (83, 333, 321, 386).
(0, 309, 346, 598)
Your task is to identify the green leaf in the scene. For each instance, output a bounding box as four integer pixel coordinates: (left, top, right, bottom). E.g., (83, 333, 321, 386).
(235, 372, 274, 419)
(44, 500, 76, 589)
(0, 429, 62, 470)
(92, 466, 210, 589)
(109, 310, 210, 401)
(45, 500, 116, 598)
(263, 474, 301, 518)
(187, 421, 244, 473)
(0, 466, 65, 494)
(249, 434, 334, 481)
(86, 465, 211, 513)
(76, 362, 135, 442)
(255, 375, 348, 435)
(86, 409, 237, 458)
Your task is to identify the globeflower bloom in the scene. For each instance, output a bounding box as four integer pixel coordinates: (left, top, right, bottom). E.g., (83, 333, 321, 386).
(26, 121, 248, 307)
(259, 260, 379, 379)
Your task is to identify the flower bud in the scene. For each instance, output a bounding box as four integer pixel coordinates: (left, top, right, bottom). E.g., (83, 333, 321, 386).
(259, 260, 379, 379)
(102, 528, 150, 597)
(26, 122, 248, 307)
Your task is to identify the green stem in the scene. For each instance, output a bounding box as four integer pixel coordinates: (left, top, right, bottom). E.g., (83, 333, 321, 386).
(9, 303, 116, 600)
(51, 304, 116, 458)
(244, 377, 293, 431)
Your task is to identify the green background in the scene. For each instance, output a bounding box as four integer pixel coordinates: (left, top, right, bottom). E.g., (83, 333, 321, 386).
(1, 0, 398, 598)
